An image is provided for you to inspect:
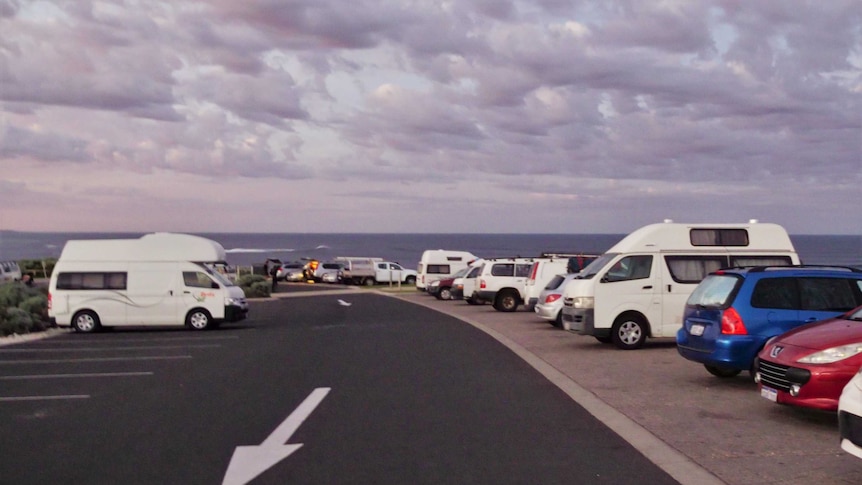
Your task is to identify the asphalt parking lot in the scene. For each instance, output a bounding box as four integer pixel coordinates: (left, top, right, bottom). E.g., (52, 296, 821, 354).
(393, 290, 862, 485)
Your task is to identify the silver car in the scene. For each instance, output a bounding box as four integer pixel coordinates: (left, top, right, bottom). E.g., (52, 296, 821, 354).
(534, 273, 579, 327)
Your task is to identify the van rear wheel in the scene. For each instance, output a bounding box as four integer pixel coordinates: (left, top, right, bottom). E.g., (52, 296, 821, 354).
(437, 287, 452, 300)
(494, 290, 519, 312)
(187, 309, 213, 330)
(72, 310, 100, 333)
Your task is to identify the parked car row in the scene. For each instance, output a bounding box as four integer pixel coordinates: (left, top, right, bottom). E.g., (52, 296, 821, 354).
(415, 220, 862, 461)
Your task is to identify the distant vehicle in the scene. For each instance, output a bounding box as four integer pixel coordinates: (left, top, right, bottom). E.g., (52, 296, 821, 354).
(755, 305, 862, 411)
(416, 249, 478, 291)
(476, 257, 545, 312)
(535, 273, 581, 328)
(678, 265, 862, 378)
(313, 262, 344, 282)
(524, 254, 597, 312)
(456, 263, 484, 303)
(562, 220, 800, 349)
(337, 257, 417, 286)
(839, 368, 862, 459)
(0, 261, 22, 283)
(48, 233, 248, 332)
(431, 266, 471, 300)
(277, 262, 305, 282)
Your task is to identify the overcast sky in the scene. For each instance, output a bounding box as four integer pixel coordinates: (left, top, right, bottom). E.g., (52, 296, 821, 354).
(1, 0, 860, 235)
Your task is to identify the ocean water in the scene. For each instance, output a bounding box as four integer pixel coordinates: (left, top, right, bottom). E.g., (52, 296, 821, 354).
(0, 231, 859, 269)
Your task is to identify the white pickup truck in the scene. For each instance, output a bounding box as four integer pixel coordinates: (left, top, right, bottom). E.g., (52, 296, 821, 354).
(337, 257, 418, 286)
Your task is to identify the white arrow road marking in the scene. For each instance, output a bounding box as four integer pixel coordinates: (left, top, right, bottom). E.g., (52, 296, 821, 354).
(222, 387, 331, 485)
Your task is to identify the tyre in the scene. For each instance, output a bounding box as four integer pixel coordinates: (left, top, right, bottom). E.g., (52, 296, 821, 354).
(72, 310, 100, 333)
(705, 365, 742, 378)
(437, 287, 452, 300)
(553, 311, 562, 328)
(186, 308, 213, 330)
(595, 336, 612, 344)
(466, 293, 481, 305)
(405, 276, 416, 285)
(494, 290, 519, 312)
(611, 315, 648, 350)
(364, 278, 375, 286)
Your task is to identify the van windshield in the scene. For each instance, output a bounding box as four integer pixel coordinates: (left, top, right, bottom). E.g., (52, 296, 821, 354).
(576, 253, 618, 279)
(202, 264, 236, 287)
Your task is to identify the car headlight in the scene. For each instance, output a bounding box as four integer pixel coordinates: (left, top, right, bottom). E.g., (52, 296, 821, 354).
(571, 297, 594, 309)
(797, 344, 862, 364)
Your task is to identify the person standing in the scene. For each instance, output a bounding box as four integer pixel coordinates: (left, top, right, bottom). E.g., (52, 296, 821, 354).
(270, 264, 279, 292)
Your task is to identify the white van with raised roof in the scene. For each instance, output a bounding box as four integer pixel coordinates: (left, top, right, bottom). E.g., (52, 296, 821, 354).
(560, 220, 799, 350)
(416, 249, 478, 291)
(48, 233, 248, 332)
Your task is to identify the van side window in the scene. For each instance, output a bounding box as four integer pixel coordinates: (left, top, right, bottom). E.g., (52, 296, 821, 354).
(751, 278, 798, 309)
(665, 256, 727, 284)
(605, 256, 652, 282)
(183, 272, 215, 288)
(730, 256, 793, 267)
(515, 264, 533, 278)
(690, 229, 749, 246)
(799, 278, 861, 312)
(57, 272, 127, 290)
(426, 264, 450, 274)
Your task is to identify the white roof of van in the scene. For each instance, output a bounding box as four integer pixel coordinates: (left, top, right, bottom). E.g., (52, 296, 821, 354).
(606, 222, 795, 253)
(59, 233, 227, 262)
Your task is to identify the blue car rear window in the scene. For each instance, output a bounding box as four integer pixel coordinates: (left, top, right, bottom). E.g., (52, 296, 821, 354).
(686, 274, 739, 307)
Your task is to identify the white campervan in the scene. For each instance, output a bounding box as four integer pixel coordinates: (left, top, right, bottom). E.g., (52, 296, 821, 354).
(48, 233, 248, 332)
(560, 221, 799, 350)
(416, 249, 478, 291)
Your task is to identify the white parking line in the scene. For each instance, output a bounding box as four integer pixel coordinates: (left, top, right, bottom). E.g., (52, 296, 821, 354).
(49, 335, 243, 344)
(0, 345, 221, 352)
(0, 372, 154, 380)
(0, 356, 193, 364)
(0, 395, 90, 402)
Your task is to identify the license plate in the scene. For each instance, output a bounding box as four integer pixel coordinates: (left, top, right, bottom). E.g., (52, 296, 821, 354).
(761, 386, 778, 402)
(690, 324, 705, 336)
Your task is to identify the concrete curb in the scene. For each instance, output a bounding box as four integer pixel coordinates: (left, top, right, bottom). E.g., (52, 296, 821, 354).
(0, 327, 71, 347)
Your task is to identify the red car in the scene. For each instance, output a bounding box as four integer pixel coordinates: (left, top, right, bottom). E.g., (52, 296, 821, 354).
(755, 305, 862, 411)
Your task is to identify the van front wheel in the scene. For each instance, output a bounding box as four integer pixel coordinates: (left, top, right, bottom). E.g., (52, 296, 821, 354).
(72, 310, 100, 333)
(611, 315, 647, 350)
(187, 309, 213, 330)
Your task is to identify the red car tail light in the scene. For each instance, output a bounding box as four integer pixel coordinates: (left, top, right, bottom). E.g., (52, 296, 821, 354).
(480, 279, 486, 289)
(720, 307, 748, 335)
(48, 292, 52, 310)
(544, 294, 561, 304)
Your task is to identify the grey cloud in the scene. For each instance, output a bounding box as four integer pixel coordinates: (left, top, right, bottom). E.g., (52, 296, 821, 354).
(0, 125, 88, 162)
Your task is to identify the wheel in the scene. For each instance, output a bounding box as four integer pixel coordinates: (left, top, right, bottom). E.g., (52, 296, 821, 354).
(494, 290, 519, 312)
(186, 309, 213, 330)
(595, 336, 612, 344)
(611, 315, 647, 350)
(705, 365, 742, 378)
(72, 310, 100, 333)
(437, 287, 452, 300)
(363, 278, 375, 286)
(405, 276, 416, 285)
(466, 293, 481, 305)
(552, 311, 563, 328)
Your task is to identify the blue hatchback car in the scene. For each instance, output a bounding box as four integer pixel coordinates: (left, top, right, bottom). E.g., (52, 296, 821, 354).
(677, 266, 862, 378)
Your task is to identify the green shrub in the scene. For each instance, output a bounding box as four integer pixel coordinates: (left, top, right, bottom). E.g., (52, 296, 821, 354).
(0, 283, 51, 336)
(244, 281, 271, 298)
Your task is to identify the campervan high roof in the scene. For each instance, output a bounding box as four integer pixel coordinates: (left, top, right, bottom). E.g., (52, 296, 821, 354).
(606, 221, 795, 254)
(58, 233, 227, 263)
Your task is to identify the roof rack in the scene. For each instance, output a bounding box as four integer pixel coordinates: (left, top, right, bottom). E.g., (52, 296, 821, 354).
(742, 264, 862, 273)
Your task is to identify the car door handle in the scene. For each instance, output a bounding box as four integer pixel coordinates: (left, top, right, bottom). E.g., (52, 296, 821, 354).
(643, 285, 653, 290)
(805, 317, 818, 322)
(183, 291, 191, 294)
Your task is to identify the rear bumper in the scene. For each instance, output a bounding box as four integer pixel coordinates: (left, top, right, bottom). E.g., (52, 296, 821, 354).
(676, 330, 762, 371)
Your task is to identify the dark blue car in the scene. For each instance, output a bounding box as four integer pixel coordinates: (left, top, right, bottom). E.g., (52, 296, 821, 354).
(677, 266, 862, 378)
